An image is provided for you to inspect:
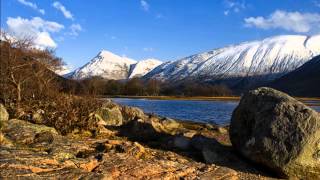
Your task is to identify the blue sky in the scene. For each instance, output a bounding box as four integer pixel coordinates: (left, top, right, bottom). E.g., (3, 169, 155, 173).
(1, 0, 320, 69)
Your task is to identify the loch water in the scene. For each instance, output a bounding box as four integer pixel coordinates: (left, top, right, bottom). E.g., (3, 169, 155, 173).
(112, 98, 320, 125)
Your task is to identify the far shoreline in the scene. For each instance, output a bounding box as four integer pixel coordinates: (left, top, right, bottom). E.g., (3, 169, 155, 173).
(103, 95, 320, 104)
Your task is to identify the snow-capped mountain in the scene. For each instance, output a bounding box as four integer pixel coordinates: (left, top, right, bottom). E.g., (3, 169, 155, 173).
(69, 50, 137, 80)
(145, 34, 320, 88)
(129, 59, 162, 78)
(68, 50, 162, 80)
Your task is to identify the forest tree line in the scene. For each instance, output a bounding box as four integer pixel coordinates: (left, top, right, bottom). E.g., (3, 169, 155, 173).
(75, 76, 233, 97)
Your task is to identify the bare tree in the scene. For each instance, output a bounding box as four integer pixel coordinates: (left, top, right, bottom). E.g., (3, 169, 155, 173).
(0, 31, 63, 104)
(1, 31, 34, 104)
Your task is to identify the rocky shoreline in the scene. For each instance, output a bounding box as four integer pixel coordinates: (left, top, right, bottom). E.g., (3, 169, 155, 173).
(0, 101, 277, 179)
(1, 88, 320, 179)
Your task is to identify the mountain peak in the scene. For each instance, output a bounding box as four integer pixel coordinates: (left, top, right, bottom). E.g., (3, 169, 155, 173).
(98, 49, 115, 56)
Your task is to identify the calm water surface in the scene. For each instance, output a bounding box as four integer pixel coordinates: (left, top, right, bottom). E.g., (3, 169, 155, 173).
(112, 98, 320, 125)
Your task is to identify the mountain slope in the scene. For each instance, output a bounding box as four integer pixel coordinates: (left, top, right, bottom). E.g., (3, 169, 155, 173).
(144, 34, 320, 89)
(129, 59, 162, 78)
(269, 56, 320, 97)
(69, 50, 137, 80)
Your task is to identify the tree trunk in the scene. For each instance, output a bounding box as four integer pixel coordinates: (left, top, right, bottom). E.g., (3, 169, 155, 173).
(17, 83, 21, 103)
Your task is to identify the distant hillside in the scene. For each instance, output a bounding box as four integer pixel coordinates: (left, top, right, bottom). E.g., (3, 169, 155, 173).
(269, 56, 320, 97)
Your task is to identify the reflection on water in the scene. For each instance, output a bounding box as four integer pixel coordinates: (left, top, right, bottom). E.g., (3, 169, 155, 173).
(111, 98, 320, 125)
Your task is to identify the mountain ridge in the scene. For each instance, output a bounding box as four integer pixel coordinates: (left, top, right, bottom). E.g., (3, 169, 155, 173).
(144, 34, 320, 90)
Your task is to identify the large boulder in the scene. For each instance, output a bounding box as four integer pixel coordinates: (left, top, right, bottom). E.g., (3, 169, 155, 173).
(230, 87, 320, 179)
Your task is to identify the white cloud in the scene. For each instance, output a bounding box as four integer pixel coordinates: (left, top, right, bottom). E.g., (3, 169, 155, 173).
(143, 47, 154, 52)
(35, 32, 57, 48)
(224, 0, 246, 15)
(68, 23, 82, 36)
(17, 0, 45, 15)
(140, 0, 149, 11)
(244, 10, 320, 33)
(6, 17, 64, 49)
(52, 1, 74, 20)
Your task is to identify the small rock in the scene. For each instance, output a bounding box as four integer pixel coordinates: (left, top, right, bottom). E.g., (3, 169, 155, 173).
(217, 127, 228, 134)
(151, 117, 181, 135)
(127, 142, 146, 159)
(183, 131, 197, 138)
(32, 109, 45, 124)
(54, 152, 76, 161)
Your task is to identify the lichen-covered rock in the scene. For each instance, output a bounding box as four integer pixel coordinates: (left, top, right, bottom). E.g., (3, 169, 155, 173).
(95, 105, 123, 126)
(3, 119, 58, 144)
(121, 106, 146, 122)
(150, 117, 182, 135)
(230, 87, 320, 179)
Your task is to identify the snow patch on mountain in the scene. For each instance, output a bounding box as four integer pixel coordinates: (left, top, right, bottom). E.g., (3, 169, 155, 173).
(129, 59, 162, 78)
